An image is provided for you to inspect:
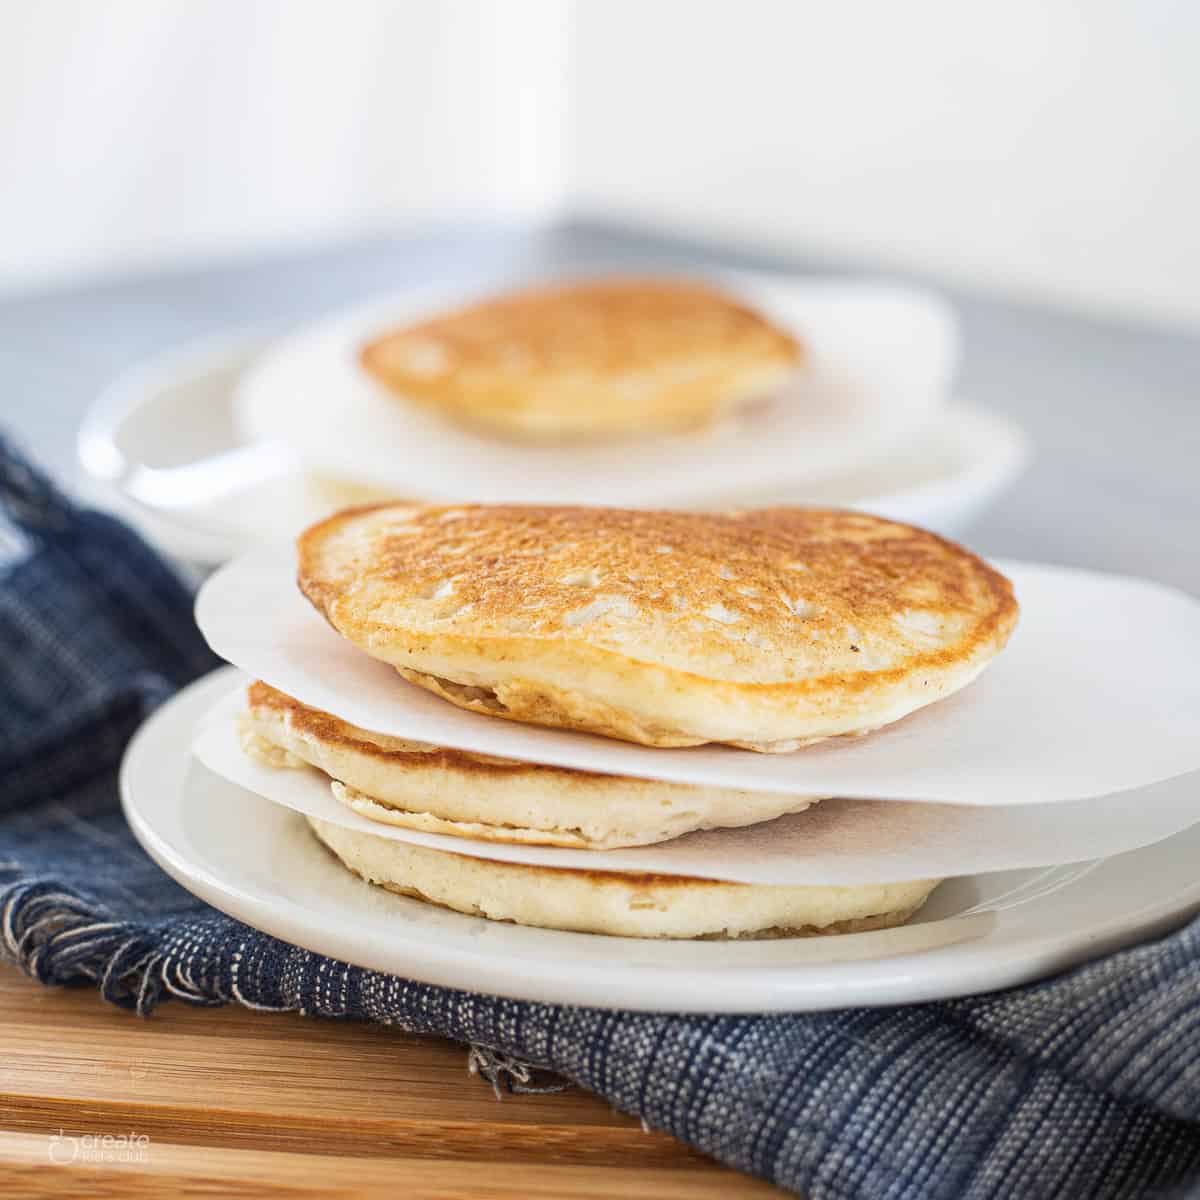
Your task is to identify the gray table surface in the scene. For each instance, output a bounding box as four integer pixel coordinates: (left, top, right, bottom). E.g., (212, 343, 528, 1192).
(1, 219, 1196, 592)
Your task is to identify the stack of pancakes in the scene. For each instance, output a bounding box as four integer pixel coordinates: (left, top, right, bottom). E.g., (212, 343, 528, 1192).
(240, 503, 1017, 939)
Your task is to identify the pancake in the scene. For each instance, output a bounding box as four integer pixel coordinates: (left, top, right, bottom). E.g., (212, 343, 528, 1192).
(358, 277, 801, 440)
(307, 816, 940, 939)
(240, 681, 820, 849)
(297, 503, 1018, 751)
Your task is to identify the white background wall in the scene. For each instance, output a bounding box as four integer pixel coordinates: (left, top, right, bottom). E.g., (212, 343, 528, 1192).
(0, 0, 569, 287)
(570, 0, 1200, 328)
(2, 0, 1199, 329)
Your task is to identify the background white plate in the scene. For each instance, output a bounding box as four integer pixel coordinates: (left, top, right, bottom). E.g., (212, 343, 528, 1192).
(77, 310, 1028, 567)
(121, 670, 1200, 1013)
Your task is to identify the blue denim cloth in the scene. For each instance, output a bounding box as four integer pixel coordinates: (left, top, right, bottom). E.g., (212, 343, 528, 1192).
(2, 436, 1199, 1200)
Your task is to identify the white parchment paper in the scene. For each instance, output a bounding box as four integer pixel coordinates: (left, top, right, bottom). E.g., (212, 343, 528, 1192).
(232, 273, 957, 506)
(196, 552, 1200, 806)
(193, 684, 1200, 885)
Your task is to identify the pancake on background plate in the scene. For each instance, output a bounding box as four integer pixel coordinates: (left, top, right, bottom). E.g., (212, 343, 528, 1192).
(298, 503, 1018, 752)
(358, 277, 802, 440)
(307, 815, 939, 940)
(240, 681, 821, 850)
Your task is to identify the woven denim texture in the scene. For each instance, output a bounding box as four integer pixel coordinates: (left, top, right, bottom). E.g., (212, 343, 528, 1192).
(2, 435, 1199, 1200)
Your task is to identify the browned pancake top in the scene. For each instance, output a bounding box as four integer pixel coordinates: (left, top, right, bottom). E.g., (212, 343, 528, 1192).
(361, 277, 800, 382)
(298, 503, 1017, 688)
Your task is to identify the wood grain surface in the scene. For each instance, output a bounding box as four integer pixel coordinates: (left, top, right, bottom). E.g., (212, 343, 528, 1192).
(0, 968, 782, 1198)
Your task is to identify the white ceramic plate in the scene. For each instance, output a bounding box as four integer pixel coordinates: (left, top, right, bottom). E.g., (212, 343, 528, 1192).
(121, 669, 1200, 1013)
(78, 328, 1028, 565)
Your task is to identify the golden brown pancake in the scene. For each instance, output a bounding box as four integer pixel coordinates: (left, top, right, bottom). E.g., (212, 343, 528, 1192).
(358, 277, 801, 440)
(240, 681, 820, 849)
(307, 816, 940, 939)
(297, 503, 1018, 751)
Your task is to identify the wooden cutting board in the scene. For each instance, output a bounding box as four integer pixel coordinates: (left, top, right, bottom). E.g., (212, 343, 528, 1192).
(0, 968, 783, 1197)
